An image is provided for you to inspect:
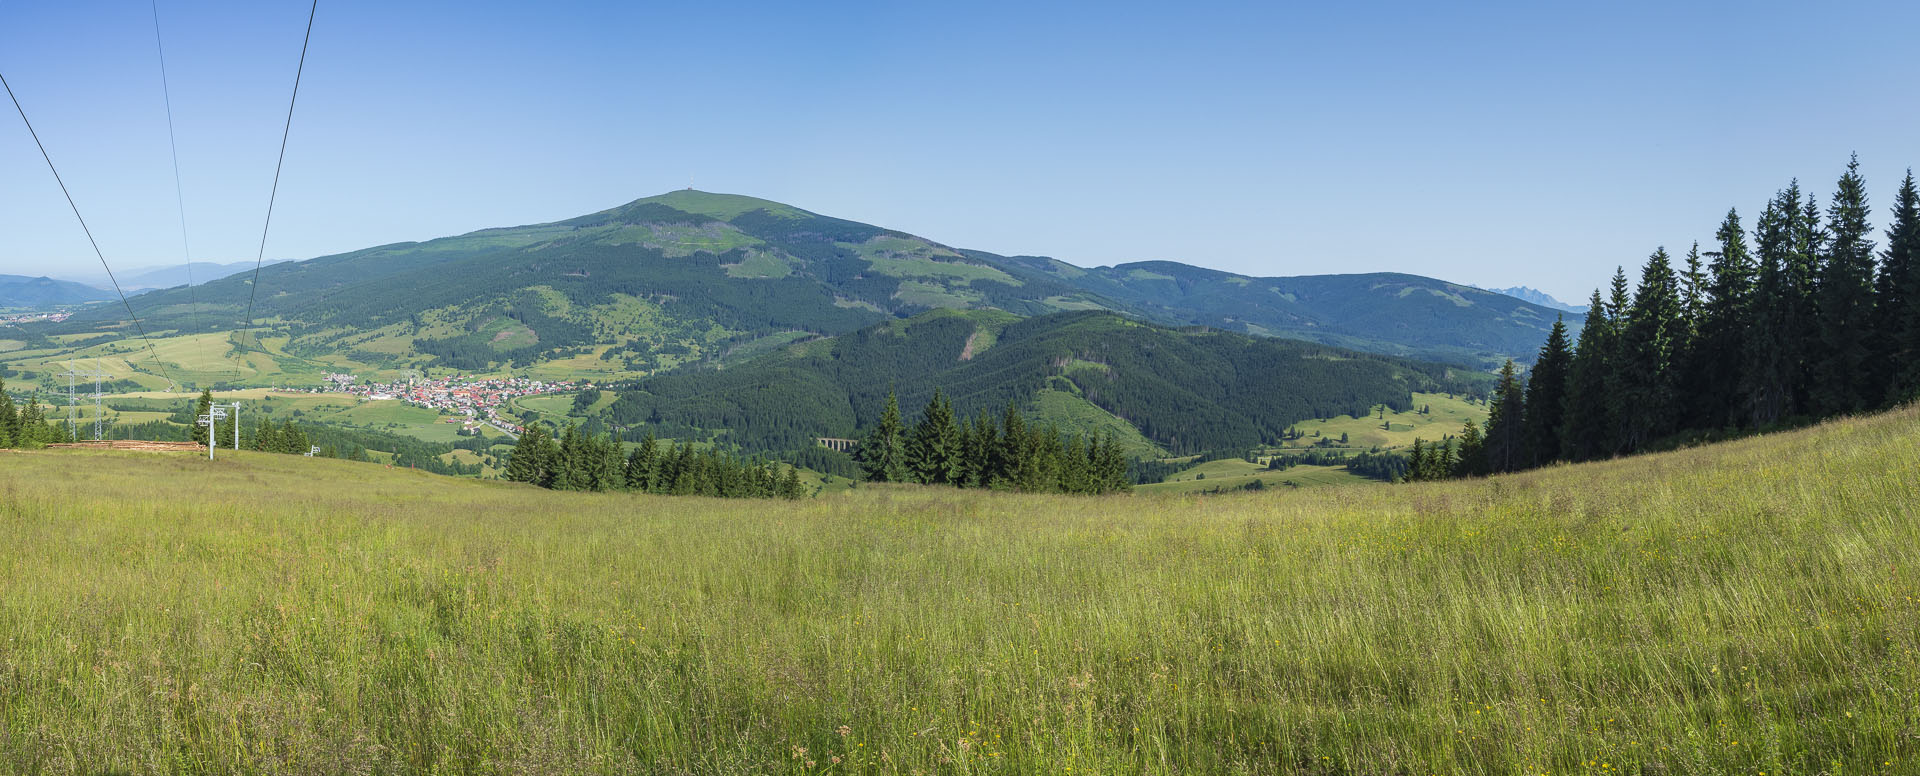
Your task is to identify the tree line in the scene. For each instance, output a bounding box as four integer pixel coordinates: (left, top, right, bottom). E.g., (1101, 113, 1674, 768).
(854, 390, 1133, 494)
(505, 424, 807, 499)
(0, 376, 74, 448)
(1408, 158, 1920, 480)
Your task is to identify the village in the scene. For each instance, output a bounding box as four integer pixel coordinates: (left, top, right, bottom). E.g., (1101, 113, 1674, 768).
(0, 310, 74, 325)
(317, 373, 583, 437)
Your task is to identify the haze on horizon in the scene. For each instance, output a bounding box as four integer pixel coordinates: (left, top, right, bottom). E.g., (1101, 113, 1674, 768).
(3, 0, 1916, 302)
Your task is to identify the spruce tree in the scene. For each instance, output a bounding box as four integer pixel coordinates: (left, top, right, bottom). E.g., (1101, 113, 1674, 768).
(191, 389, 214, 446)
(961, 410, 996, 488)
(1787, 184, 1826, 415)
(1812, 156, 1877, 414)
(1698, 208, 1756, 428)
(625, 432, 659, 491)
(0, 375, 16, 448)
(1483, 359, 1526, 473)
(505, 424, 554, 485)
(905, 389, 961, 485)
(1746, 192, 1796, 425)
(1522, 317, 1571, 466)
(1881, 170, 1920, 401)
(1406, 438, 1428, 481)
(1602, 267, 1635, 451)
(1619, 247, 1684, 450)
(1561, 288, 1614, 461)
(1451, 420, 1486, 478)
(778, 465, 806, 500)
(858, 390, 908, 483)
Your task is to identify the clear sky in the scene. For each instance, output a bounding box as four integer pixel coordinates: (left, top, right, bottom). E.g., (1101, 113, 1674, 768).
(3, 0, 1916, 302)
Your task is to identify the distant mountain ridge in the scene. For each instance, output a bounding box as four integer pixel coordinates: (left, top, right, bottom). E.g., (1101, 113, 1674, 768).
(62, 190, 1574, 372)
(1480, 285, 1588, 314)
(0, 275, 113, 309)
(55, 260, 292, 293)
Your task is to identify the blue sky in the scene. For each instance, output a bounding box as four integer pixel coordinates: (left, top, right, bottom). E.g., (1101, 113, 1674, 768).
(2, 0, 1916, 301)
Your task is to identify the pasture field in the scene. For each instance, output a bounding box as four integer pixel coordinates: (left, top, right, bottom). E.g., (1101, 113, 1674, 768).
(1279, 391, 1488, 452)
(0, 407, 1916, 774)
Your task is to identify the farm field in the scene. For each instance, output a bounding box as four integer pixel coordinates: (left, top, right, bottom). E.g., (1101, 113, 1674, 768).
(0, 405, 1914, 773)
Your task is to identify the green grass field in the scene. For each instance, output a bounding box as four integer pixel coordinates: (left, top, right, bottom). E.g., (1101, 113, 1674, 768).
(1137, 458, 1374, 493)
(1280, 391, 1488, 452)
(0, 407, 1916, 773)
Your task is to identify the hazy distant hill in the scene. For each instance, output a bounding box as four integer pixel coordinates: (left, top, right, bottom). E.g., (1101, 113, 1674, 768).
(0, 275, 112, 309)
(1481, 285, 1588, 314)
(64, 190, 1569, 371)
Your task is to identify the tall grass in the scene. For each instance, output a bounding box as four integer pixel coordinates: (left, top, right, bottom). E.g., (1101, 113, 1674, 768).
(1, 406, 1916, 774)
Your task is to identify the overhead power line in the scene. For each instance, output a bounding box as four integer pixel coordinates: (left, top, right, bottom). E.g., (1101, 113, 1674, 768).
(1, 71, 180, 391)
(240, 0, 318, 351)
(150, 0, 212, 375)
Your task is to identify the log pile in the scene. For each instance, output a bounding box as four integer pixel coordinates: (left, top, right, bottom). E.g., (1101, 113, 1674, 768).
(44, 440, 204, 453)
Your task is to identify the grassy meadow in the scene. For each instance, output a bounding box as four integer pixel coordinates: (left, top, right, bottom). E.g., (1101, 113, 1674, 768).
(0, 406, 1917, 774)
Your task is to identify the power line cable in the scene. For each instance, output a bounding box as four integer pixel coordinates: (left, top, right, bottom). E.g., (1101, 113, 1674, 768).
(239, 0, 317, 358)
(2, 71, 180, 391)
(150, 0, 213, 377)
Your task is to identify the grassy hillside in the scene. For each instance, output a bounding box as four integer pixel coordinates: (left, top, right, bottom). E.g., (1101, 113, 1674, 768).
(1, 405, 1915, 773)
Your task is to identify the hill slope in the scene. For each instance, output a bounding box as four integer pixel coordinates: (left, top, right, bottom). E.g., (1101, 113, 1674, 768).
(1, 404, 1913, 772)
(0, 274, 112, 308)
(608, 308, 1479, 454)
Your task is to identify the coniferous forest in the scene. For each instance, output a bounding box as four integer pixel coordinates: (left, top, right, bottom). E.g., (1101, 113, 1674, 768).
(853, 390, 1133, 494)
(1408, 158, 1920, 481)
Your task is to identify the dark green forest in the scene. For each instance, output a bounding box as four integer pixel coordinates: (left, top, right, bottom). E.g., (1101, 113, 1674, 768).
(1409, 159, 1920, 481)
(608, 309, 1474, 455)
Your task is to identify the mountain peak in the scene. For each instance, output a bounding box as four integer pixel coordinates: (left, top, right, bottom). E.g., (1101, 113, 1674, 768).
(625, 190, 808, 220)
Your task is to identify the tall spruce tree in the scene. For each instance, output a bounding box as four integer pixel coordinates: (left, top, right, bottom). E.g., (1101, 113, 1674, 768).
(1881, 170, 1920, 401)
(1787, 185, 1827, 415)
(1746, 192, 1797, 425)
(1698, 208, 1756, 428)
(1619, 248, 1684, 451)
(1522, 317, 1571, 466)
(505, 424, 556, 485)
(1602, 267, 1636, 452)
(905, 389, 962, 485)
(1483, 359, 1526, 473)
(1561, 288, 1614, 461)
(858, 390, 909, 482)
(1812, 156, 1877, 414)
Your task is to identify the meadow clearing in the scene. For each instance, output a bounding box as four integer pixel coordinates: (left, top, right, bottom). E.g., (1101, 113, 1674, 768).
(0, 406, 1915, 774)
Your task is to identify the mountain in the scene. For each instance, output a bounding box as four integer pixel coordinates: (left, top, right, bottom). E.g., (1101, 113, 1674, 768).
(983, 256, 1579, 366)
(0, 275, 113, 309)
(109, 261, 292, 292)
(62, 190, 1568, 374)
(603, 308, 1480, 455)
(1481, 285, 1587, 314)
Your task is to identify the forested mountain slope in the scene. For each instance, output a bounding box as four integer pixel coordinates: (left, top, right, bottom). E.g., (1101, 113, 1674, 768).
(978, 254, 1578, 366)
(608, 309, 1477, 454)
